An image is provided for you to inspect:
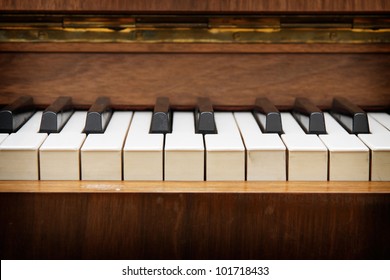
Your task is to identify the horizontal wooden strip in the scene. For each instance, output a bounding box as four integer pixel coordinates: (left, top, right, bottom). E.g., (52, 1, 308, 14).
(0, 181, 389, 193)
(1, 43, 390, 53)
(1, 191, 389, 259)
(1, 0, 389, 12)
(0, 53, 388, 108)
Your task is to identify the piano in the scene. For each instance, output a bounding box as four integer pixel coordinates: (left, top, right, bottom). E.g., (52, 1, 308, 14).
(0, 0, 389, 259)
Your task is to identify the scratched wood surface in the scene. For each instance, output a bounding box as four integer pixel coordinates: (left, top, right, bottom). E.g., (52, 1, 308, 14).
(1, 43, 390, 54)
(0, 192, 389, 259)
(1, 181, 390, 193)
(0, 53, 389, 108)
(1, 0, 389, 12)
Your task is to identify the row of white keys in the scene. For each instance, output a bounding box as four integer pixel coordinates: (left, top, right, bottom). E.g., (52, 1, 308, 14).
(81, 112, 133, 180)
(205, 112, 245, 181)
(280, 113, 328, 181)
(319, 113, 369, 181)
(123, 112, 164, 180)
(0, 112, 47, 180)
(39, 111, 87, 180)
(234, 112, 286, 181)
(164, 112, 204, 181)
(2, 109, 389, 182)
(358, 115, 390, 181)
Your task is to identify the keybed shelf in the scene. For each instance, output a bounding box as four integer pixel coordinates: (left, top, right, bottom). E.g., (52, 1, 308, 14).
(0, 180, 390, 193)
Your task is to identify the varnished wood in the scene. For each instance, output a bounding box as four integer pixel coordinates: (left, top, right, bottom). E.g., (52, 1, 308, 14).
(0, 181, 390, 193)
(0, 191, 389, 259)
(1, 0, 389, 12)
(0, 53, 389, 108)
(1, 43, 390, 54)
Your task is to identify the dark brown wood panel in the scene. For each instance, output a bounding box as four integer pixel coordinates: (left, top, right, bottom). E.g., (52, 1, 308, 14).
(0, 53, 389, 108)
(0, 192, 389, 259)
(1, 0, 389, 12)
(1, 43, 390, 54)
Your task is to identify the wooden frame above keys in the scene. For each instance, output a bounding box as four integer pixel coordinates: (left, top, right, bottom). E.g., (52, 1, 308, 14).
(1, 1, 389, 12)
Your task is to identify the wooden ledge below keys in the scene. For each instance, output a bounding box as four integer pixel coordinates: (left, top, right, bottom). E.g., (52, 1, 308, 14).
(0, 181, 389, 259)
(0, 181, 389, 193)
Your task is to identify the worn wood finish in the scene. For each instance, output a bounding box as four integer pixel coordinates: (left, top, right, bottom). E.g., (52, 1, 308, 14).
(0, 191, 389, 259)
(1, 0, 389, 12)
(0, 53, 389, 108)
(1, 181, 390, 193)
(2, 43, 390, 54)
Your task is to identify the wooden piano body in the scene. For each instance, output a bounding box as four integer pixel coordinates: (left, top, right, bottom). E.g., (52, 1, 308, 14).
(0, 0, 389, 259)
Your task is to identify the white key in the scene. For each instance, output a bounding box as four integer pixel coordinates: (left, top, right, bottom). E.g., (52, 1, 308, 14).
(172, 112, 195, 133)
(369, 112, 390, 131)
(205, 112, 245, 181)
(280, 112, 306, 135)
(0, 112, 47, 180)
(17, 111, 43, 133)
(234, 112, 286, 181)
(358, 117, 390, 181)
(367, 115, 390, 134)
(319, 113, 369, 181)
(39, 111, 87, 180)
(323, 113, 349, 135)
(0, 134, 8, 144)
(280, 113, 328, 181)
(59, 111, 87, 133)
(123, 112, 164, 180)
(81, 111, 132, 180)
(165, 112, 204, 181)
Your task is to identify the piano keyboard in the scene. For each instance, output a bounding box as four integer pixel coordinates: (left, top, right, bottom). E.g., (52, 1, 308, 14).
(0, 97, 389, 181)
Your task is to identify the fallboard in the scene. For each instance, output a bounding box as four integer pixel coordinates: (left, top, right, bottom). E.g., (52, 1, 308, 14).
(0, 13, 389, 109)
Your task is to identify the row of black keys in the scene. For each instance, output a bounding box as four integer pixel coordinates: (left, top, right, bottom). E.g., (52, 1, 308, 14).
(0, 95, 370, 135)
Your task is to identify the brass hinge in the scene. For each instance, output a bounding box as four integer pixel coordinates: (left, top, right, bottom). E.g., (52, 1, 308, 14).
(63, 16, 135, 29)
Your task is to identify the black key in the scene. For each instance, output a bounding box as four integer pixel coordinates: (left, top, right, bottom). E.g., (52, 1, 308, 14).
(331, 97, 369, 134)
(293, 97, 326, 134)
(0, 96, 35, 133)
(253, 97, 283, 134)
(150, 97, 171, 134)
(195, 97, 217, 134)
(84, 96, 112, 134)
(39, 96, 73, 133)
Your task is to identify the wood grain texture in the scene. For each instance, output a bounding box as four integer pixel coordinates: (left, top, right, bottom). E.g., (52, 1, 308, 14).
(0, 181, 390, 193)
(1, 43, 390, 54)
(1, 0, 389, 12)
(0, 53, 389, 108)
(0, 192, 389, 259)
